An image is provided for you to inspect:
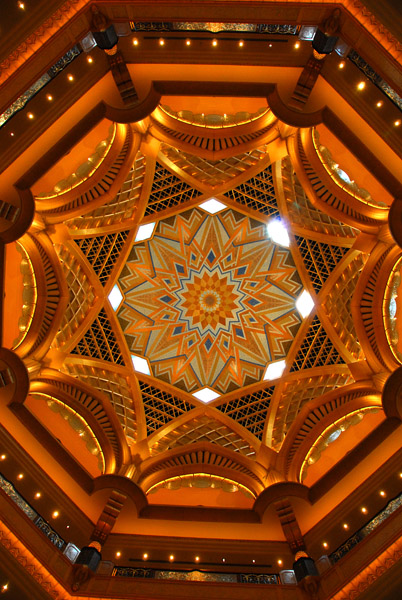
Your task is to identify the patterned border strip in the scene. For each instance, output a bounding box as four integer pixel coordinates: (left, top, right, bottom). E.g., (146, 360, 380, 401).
(348, 49, 402, 111)
(113, 566, 279, 584)
(0, 45, 81, 128)
(330, 491, 402, 563)
(130, 22, 297, 34)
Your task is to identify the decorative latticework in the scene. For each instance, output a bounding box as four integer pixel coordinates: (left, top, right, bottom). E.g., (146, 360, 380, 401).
(324, 254, 367, 359)
(75, 230, 130, 285)
(67, 152, 146, 230)
(53, 244, 96, 348)
(145, 162, 201, 216)
(140, 381, 193, 435)
(160, 144, 267, 188)
(291, 316, 343, 371)
(150, 415, 256, 458)
(71, 308, 124, 365)
(295, 236, 349, 294)
(223, 165, 280, 216)
(282, 159, 358, 238)
(62, 362, 136, 441)
(216, 387, 274, 441)
(272, 371, 353, 448)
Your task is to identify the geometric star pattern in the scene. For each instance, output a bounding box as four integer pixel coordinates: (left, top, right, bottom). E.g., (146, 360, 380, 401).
(118, 207, 303, 393)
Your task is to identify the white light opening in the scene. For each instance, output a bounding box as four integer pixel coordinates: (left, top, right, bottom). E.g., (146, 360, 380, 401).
(199, 198, 227, 215)
(267, 219, 290, 247)
(108, 284, 123, 311)
(295, 290, 314, 318)
(135, 222, 156, 242)
(263, 359, 286, 381)
(131, 355, 151, 376)
(192, 387, 221, 403)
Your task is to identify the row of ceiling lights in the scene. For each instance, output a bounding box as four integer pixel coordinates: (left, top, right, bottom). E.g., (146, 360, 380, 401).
(114, 551, 284, 567)
(132, 37, 301, 51)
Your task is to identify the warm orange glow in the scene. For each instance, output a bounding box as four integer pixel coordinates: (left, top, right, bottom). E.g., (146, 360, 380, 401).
(294, 42, 300, 49)
(35, 492, 41, 499)
(115, 551, 121, 558)
(87, 56, 93, 64)
(143, 553, 148, 560)
(52, 511, 59, 518)
(159, 38, 165, 46)
(239, 40, 244, 47)
(343, 523, 349, 530)
(133, 38, 139, 46)
(27, 112, 34, 119)
(195, 556, 200, 562)
(67, 74, 74, 82)
(323, 542, 328, 548)
(0, 455, 5, 461)
(47, 94, 53, 101)
(379, 490, 386, 497)
(185, 39, 191, 46)
(361, 507, 368, 514)
(17, 473, 23, 480)
(395, 120, 401, 127)
(357, 81, 366, 90)
(376, 101, 383, 107)
(212, 39, 218, 47)
(338, 62, 345, 69)
(169, 554, 174, 561)
(278, 559, 283, 566)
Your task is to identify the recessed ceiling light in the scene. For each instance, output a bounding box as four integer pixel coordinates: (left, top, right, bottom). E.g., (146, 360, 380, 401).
(108, 285, 123, 311)
(277, 559, 283, 566)
(159, 38, 165, 46)
(135, 222, 156, 242)
(239, 40, 244, 47)
(323, 542, 328, 548)
(47, 94, 53, 101)
(18, 1, 25, 8)
(357, 81, 365, 91)
(267, 219, 290, 247)
(361, 507, 367, 514)
(294, 42, 300, 49)
(199, 198, 227, 214)
(10, 133, 14, 137)
(17, 473, 24, 479)
(116, 551, 121, 558)
(192, 387, 220, 403)
(131, 355, 151, 376)
(185, 39, 191, 46)
(395, 120, 401, 127)
(222, 558, 226, 562)
(295, 290, 314, 318)
(87, 56, 93, 63)
(133, 38, 139, 46)
(212, 39, 218, 47)
(67, 74, 74, 82)
(263, 360, 286, 381)
(269, 43, 273, 48)
(0, 454, 6, 460)
(27, 113, 34, 119)
(52, 511, 59, 518)
(343, 523, 349, 529)
(169, 554, 174, 561)
(338, 62, 345, 69)
(35, 492, 41, 499)
(143, 553, 148, 560)
(376, 101, 383, 108)
(195, 556, 200, 562)
(379, 490, 386, 497)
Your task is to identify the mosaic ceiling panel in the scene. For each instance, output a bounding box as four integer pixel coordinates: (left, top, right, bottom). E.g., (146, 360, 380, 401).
(118, 207, 303, 394)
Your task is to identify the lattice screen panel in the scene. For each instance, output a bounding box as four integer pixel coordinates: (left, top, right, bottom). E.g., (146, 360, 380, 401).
(295, 236, 349, 294)
(67, 152, 146, 230)
(144, 162, 202, 216)
(63, 362, 136, 441)
(216, 387, 274, 441)
(324, 254, 367, 360)
(139, 381, 193, 435)
(75, 230, 130, 286)
(223, 165, 280, 216)
(282, 159, 358, 238)
(160, 144, 267, 188)
(291, 316, 343, 371)
(151, 415, 256, 457)
(71, 308, 125, 365)
(272, 371, 353, 448)
(53, 244, 96, 348)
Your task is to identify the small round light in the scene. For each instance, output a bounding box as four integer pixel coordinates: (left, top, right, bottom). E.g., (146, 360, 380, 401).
(361, 507, 367, 514)
(0, 455, 6, 460)
(323, 542, 328, 549)
(357, 81, 365, 91)
(35, 492, 41, 499)
(212, 38, 218, 47)
(239, 40, 244, 47)
(18, 1, 25, 8)
(380, 490, 386, 497)
(47, 94, 53, 101)
(66, 525, 70, 529)
(116, 551, 121, 558)
(338, 62, 345, 69)
(27, 113, 34, 119)
(277, 559, 283, 566)
(185, 39, 191, 46)
(294, 42, 300, 49)
(10, 133, 14, 137)
(395, 120, 401, 127)
(52, 511, 59, 518)
(399, 473, 402, 478)
(269, 43, 273, 48)
(195, 556, 200, 562)
(159, 38, 165, 46)
(67, 74, 74, 82)
(252, 559, 255, 563)
(169, 554, 174, 562)
(143, 553, 148, 560)
(222, 558, 226, 562)
(376, 101, 383, 108)
(343, 523, 349, 530)
(17, 473, 24, 479)
(87, 56, 93, 64)
(1, 583, 8, 592)
(133, 38, 139, 46)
